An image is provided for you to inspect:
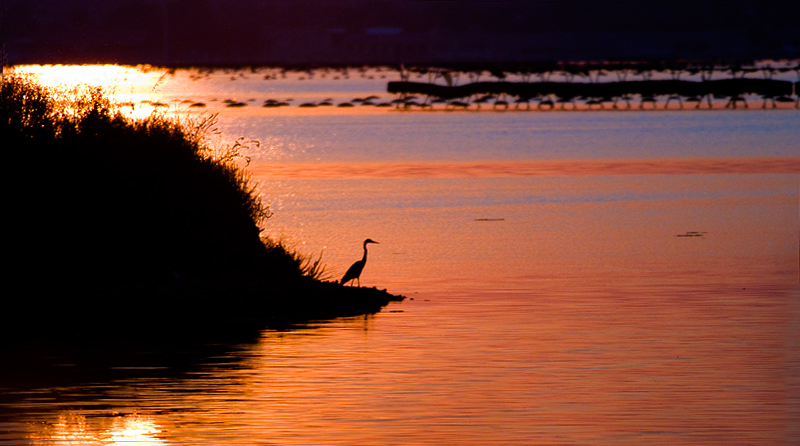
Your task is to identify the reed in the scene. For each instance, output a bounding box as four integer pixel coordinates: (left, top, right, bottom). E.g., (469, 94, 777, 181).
(262, 237, 331, 282)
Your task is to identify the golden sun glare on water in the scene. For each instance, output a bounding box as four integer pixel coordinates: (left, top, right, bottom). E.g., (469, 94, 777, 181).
(107, 417, 164, 446)
(14, 64, 144, 90)
(13, 64, 173, 119)
(28, 413, 165, 446)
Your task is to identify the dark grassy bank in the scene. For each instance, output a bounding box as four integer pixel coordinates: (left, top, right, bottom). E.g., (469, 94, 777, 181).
(1, 75, 402, 339)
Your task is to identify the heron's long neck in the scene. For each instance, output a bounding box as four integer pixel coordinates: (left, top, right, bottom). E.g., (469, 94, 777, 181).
(362, 243, 369, 261)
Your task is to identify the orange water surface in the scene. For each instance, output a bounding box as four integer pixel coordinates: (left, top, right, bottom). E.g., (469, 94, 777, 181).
(3, 65, 799, 446)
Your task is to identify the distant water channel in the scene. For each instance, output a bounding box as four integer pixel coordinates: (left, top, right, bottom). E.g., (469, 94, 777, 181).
(2, 65, 799, 445)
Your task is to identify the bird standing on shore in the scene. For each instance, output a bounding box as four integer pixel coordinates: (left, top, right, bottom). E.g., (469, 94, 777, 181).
(341, 239, 379, 286)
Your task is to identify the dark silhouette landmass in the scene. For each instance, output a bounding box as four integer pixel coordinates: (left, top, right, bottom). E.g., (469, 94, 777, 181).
(387, 76, 798, 110)
(3, 0, 798, 66)
(389, 78, 794, 101)
(1, 76, 403, 342)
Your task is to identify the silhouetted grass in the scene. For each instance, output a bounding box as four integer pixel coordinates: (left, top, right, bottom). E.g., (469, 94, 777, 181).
(3, 75, 285, 289)
(262, 237, 331, 282)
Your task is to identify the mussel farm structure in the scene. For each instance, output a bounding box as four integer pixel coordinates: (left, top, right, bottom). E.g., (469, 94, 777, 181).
(387, 63, 799, 111)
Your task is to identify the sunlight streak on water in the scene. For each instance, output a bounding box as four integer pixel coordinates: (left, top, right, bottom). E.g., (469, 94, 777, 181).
(13, 64, 143, 90)
(25, 412, 165, 446)
(250, 157, 800, 179)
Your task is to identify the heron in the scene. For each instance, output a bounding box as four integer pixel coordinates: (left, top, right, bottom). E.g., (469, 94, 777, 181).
(340, 239, 379, 286)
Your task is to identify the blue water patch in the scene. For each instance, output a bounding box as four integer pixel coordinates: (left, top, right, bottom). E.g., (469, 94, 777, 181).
(272, 174, 797, 213)
(234, 111, 800, 164)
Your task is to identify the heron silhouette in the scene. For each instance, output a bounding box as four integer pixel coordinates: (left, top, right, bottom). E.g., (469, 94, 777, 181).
(340, 239, 379, 286)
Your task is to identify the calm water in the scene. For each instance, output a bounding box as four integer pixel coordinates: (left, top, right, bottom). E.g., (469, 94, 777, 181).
(2, 65, 799, 445)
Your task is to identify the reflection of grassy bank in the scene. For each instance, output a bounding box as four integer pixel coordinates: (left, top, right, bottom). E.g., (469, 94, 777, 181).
(1, 76, 401, 338)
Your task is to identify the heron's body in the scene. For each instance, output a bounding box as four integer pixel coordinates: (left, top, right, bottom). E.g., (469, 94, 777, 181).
(341, 239, 378, 286)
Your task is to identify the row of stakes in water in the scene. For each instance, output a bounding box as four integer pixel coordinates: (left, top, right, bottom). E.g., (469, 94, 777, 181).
(129, 92, 798, 111)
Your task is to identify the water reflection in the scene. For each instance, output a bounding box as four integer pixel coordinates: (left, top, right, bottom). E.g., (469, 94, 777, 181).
(27, 412, 164, 446)
(3, 286, 796, 445)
